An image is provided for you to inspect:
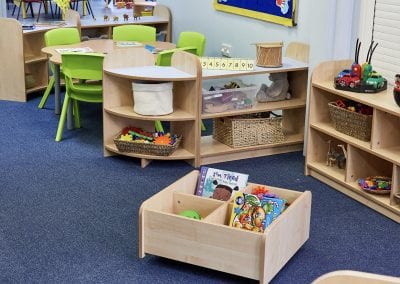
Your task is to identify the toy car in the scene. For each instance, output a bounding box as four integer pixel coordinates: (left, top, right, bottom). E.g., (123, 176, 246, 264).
(336, 74, 360, 88)
(337, 69, 351, 78)
(366, 72, 385, 89)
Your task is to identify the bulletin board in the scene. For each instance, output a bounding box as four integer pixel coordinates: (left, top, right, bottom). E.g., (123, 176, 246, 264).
(214, 0, 297, 27)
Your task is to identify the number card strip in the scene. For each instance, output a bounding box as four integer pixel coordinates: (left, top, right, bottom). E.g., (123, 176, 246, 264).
(200, 57, 255, 71)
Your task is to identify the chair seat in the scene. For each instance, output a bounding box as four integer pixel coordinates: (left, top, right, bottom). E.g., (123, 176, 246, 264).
(69, 82, 103, 102)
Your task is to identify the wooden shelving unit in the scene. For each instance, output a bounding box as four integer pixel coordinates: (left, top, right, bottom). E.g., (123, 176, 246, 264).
(102, 45, 308, 168)
(139, 170, 312, 283)
(0, 6, 171, 102)
(305, 60, 400, 222)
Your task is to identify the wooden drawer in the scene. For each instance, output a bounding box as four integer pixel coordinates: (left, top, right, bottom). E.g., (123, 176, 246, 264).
(139, 170, 312, 283)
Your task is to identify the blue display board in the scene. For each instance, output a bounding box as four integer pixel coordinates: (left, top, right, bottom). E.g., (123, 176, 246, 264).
(214, 0, 297, 27)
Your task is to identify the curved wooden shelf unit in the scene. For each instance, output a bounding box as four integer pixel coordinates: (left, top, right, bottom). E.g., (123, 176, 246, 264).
(102, 42, 309, 168)
(306, 59, 400, 223)
(104, 106, 196, 121)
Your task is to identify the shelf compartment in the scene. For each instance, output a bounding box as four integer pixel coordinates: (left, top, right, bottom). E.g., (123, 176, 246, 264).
(309, 87, 342, 125)
(140, 170, 312, 283)
(24, 60, 48, 94)
(346, 145, 392, 184)
(201, 98, 306, 119)
(306, 128, 346, 182)
(372, 109, 400, 163)
(23, 32, 46, 60)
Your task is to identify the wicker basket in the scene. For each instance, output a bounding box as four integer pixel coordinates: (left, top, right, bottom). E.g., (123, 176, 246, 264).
(328, 102, 372, 141)
(113, 134, 181, 156)
(255, 42, 283, 67)
(213, 114, 285, 148)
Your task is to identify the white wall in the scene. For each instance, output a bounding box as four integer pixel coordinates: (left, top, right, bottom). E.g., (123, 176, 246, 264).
(158, 0, 358, 71)
(0, 0, 7, 18)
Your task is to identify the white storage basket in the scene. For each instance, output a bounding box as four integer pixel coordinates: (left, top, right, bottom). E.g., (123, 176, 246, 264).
(132, 82, 173, 115)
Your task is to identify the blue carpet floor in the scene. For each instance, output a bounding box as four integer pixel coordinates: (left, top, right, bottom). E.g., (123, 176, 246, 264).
(0, 94, 399, 283)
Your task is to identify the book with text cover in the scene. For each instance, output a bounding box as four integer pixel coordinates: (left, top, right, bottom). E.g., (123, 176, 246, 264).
(195, 167, 248, 201)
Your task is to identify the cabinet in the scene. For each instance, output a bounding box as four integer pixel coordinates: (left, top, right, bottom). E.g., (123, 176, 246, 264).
(139, 170, 312, 283)
(305, 60, 400, 223)
(103, 47, 308, 168)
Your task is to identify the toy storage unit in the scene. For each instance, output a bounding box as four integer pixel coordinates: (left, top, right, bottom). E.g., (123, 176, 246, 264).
(139, 170, 312, 283)
(306, 59, 400, 223)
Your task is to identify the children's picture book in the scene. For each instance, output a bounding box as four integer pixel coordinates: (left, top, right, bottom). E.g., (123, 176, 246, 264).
(195, 167, 248, 201)
(229, 192, 286, 233)
(115, 41, 143, 47)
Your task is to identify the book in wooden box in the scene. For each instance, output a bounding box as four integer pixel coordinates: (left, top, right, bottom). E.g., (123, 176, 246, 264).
(139, 170, 312, 283)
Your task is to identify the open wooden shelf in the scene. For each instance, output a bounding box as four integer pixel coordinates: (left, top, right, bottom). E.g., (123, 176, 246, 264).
(102, 43, 308, 167)
(306, 60, 400, 222)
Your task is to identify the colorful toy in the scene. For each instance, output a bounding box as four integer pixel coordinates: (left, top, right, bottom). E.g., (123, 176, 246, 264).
(335, 39, 387, 93)
(123, 13, 129, 21)
(103, 15, 109, 21)
(179, 210, 201, 220)
(113, 16, 119, 22)
(133, 11, 141, 20)
(116, 1, 125, 8)
(358, 176, 391, 194)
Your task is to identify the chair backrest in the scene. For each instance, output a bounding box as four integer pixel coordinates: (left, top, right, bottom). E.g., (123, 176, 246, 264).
(176, 31, 206, 56)
(112, 25, 156, 42)
(44, 27, 81, 47)
(61, 53, 105, 81)
(156, 47, 197, 66)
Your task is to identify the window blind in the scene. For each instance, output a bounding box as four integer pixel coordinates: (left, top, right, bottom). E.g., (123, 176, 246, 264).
(372, 0, 400, 85)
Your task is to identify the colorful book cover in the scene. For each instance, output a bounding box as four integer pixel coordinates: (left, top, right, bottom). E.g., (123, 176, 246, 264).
(229, 192, 286, 233)
(195, 167, 249, 201)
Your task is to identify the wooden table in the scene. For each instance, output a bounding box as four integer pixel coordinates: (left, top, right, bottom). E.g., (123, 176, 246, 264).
(42, 39, 175, 129)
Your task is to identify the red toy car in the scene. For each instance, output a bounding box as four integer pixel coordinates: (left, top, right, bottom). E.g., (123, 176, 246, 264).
(336, 74, 361, 88)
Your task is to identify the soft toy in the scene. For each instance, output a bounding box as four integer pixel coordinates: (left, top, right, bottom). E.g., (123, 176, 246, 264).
(256, 72, 290, 102)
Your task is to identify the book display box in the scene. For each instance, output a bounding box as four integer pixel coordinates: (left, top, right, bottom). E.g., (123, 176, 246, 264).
(139, 170, 312, 283)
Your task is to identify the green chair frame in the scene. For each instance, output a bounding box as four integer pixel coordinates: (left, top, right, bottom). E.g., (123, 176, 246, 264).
(38, 27, 81, 109)
(55, 52, 104, 142)
(177, 31, 206, 56)
(112, 25, 156, 42)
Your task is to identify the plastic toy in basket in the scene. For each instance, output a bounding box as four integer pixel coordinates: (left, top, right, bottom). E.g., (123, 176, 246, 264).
(358, 176, 391, 195)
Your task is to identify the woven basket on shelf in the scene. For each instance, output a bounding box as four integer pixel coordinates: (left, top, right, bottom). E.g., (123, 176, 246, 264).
(328, 102, 372, 141)
(213, 114, 285, 148)
(113, 134, 181, 156)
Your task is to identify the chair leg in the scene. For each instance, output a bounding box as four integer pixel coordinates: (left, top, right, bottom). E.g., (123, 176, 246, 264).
(55, 94, 70, 142)
(37, 2, 42, 22)
(28, 2, 34, 18)
(201, 120, 206, 131)
(12, 4, 16, 15)
(16, 1, 21, 19)
(38, 76, 54, 109)
(73, 100, 81, 128)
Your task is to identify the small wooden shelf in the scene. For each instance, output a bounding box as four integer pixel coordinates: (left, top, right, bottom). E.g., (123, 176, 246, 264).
(202, 98, 306, 119)
(306, 60, 400, 222)
(24, 55, 48, 64)
(104, 106, 196, 121)
(105, 143, 195, 160)
(139, 170, 312, 283)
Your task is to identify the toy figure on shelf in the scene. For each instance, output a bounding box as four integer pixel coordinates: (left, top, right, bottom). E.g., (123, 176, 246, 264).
(123, 14, 129, 21)
(336, 144, 347, 169)
(256, 73, 290, 102)
(113, 16, 119, 22)
(335, 39, 387, 93)
(326, 140, 336, 167)
(103, 15, 109, 21)
(394, 74, 400, 107)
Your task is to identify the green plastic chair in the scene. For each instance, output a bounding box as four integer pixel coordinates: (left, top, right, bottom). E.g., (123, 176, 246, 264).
(38, 27, 81, 109)
(112, 25, 156, 42)
(55, 52, 104, 142)
(177, 31, 206, 56)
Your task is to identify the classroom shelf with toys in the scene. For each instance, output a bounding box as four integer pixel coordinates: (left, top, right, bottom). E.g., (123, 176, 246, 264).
(139, 170, 312, 283)
(102, 43, 308, 168)
(305, 59, 400, 223)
